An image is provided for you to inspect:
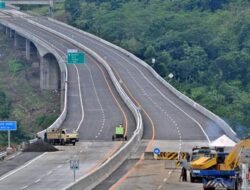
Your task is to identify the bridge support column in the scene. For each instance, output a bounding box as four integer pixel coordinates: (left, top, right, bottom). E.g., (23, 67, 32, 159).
(40, 56, 49, 90)
(9, 30, 14, 38)
(5, 27, 10, 36)
(0, 24, 4, 32)
(14, 33, 25, 49)
(40, 54, 60, 90)
(26, 39, 30, 60)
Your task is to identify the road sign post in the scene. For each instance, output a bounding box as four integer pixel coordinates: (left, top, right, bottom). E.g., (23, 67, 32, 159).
(70, 159, 79, 182)
(67, 49, 85, 64)
(0, 121, 17, 150)
(153, 148, 161, 155)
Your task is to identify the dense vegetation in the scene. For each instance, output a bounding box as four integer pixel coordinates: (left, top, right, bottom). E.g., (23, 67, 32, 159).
(64, 0, 250, 138)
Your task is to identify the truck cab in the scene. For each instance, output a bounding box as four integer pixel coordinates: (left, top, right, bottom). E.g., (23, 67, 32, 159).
(46, 129, 79, 146)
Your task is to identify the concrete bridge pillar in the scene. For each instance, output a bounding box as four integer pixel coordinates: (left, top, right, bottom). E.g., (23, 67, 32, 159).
(26, 39, 30, 60)
(14, 33, 25, 50)
(5, 27, 10, 36)
(40, 54, 60, 90)
(0, 24, 4, 32)
(9, 30, 14, 38)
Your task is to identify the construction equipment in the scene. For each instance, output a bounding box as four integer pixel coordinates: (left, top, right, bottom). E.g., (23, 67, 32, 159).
(189, 139, 250, 190)
(112, 124, 127, 141)
(45, 129, 79, 146)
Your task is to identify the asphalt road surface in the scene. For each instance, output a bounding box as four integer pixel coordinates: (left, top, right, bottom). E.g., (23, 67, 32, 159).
(33, 17, 229, 142)
(0, 14, 237, 190)
(0, 17, 135, 190)
(4, 18, 135, 141)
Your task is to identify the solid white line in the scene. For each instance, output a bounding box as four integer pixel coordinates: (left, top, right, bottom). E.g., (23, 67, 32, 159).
(46, 170, 53, 176)
(86, 64, 106, 136)
(108, 49, 210, 143)
(0, 152, 47, 181)
(20, 185, 28, 190)
(81, 35, 210, 143)
(74, 65, 85, 132)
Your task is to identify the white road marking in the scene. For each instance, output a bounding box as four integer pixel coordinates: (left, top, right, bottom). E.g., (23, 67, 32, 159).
(86, 64, 106, 139)
(95, 41, 210, 143)
(73, 65, 85, 132)
(0, 152, 47, 181)
(20, 186, 28, 190)
(35, 179, 41, 183)
(46, 170, 53, 176)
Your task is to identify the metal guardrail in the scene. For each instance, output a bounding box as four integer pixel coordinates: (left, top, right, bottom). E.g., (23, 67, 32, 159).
(0, 151, 7, 160)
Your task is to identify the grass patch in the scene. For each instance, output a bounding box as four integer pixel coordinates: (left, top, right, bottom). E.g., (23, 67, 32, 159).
(8, 59, 26, 74)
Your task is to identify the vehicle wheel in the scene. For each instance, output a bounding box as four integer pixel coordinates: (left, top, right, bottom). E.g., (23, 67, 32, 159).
(190, 174, 195, 183)
(234, 178, 238, 190)
(60, 139, 65, 145)
(204, 188, 215, 190)
(72, 142, 76, 146)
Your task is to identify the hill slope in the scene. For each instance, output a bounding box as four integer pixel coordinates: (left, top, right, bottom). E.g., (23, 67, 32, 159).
(0, 35, 60, 147)
(64, 0, 250, 138)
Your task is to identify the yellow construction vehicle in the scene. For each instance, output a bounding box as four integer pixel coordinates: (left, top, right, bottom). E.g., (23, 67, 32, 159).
(190, 139, 250, 190)
(45, 129, 79, 146)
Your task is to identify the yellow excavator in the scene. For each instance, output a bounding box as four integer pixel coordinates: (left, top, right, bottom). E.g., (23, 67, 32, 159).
(190, 139, 250, 190)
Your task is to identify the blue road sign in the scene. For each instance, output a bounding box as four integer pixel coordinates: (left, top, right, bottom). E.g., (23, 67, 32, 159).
(0, 121, 17, 131)
(154, 148, 161, 155)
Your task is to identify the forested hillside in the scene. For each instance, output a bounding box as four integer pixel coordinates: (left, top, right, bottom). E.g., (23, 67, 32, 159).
(64, 0, 250, 138)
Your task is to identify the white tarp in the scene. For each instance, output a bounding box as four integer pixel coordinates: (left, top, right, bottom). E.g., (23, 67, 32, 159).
(209, 134, 236, 147)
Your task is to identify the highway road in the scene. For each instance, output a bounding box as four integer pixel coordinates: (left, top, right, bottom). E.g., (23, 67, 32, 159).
(33, 17, 227, 142)
(4, 18, 135, 140)
(0, 17, 135, 189)
(27, 17, 237, 189)
(0, 12, 237, 189)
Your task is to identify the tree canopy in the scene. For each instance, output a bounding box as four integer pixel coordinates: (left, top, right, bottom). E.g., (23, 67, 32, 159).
(65, 0, 250, 138)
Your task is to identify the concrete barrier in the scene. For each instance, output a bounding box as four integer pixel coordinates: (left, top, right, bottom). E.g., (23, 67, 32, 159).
(144, 152, 154, 160)
(0, 20, 68, 139)
(24, 18, 144, 189)
(47, 18, 238, 142)
(23, 18, 143, 190)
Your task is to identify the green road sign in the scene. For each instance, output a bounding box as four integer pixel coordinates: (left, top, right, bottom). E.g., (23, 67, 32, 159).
(0, 2, 5, 9)
(67, 49, 85, 64)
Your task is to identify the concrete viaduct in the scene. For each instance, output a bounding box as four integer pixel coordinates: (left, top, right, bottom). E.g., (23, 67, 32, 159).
(0, 24, 64, 91)
(4, 0, 63, 7)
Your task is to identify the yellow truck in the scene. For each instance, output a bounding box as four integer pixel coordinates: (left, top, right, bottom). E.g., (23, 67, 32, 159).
(45, 129, 79, 146)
